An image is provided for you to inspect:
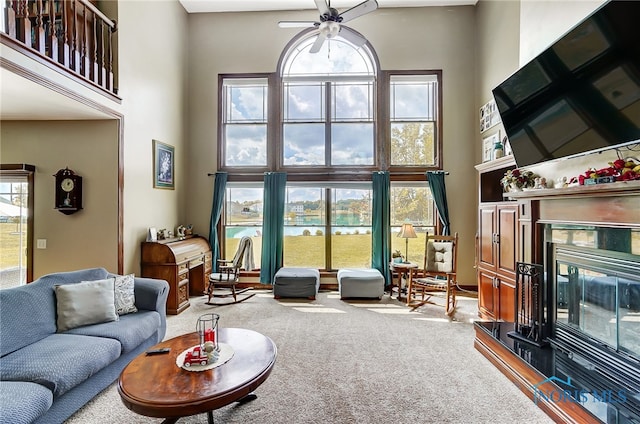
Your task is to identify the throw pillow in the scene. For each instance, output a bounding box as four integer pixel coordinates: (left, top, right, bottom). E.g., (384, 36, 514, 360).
(55, 278, 119, 332)
(114, 274, 138, 315)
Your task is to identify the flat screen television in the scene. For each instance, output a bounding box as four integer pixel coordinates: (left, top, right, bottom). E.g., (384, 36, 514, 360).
(492, 0, 640, 168)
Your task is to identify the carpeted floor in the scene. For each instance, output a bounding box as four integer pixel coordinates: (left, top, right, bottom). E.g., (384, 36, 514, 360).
(66, 290, 553, 423)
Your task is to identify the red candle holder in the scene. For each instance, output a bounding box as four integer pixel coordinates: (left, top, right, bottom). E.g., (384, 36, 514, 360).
(196, 313, 220, 353)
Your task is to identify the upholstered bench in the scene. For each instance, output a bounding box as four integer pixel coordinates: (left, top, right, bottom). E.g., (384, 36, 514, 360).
(273, 267, 320, 300)
(338, 268, 385, 300)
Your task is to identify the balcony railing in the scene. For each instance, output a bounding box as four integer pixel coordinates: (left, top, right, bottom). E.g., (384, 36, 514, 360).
(3, 0, 117, 95)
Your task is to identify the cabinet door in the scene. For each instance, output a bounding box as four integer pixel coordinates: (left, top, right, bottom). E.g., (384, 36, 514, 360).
(478, 205, 496, 269)
(498, 279, 515, 322)
(496, 204, 518, 276)
(478, 269, 497, 320)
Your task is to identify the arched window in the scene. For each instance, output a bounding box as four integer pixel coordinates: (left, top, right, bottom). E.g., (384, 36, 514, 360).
(218, 29, 441, 270)
(279, 30, 377, 168)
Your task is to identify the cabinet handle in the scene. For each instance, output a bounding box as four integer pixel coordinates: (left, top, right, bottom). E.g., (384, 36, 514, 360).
(493, 233, 500, 244)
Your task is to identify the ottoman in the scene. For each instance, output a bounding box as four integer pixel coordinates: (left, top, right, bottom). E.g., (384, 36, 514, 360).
(338, 268, 385, 299)
(273, 268, 320, 300)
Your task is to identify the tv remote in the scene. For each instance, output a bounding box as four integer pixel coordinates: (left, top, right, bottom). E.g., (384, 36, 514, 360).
(146, 348, 171, 355)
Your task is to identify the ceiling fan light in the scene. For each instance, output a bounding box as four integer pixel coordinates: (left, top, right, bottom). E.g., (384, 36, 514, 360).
(319, 21, 340, 39)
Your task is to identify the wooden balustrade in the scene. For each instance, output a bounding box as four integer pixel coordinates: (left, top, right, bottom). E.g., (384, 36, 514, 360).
(3, 0, 117, 95)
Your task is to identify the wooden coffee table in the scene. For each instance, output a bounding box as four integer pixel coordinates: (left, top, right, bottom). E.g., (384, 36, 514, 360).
(118, 328, 277, 423)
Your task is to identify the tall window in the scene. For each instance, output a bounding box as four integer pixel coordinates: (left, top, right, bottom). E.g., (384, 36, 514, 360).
(218, 30, 442, 271)
(221, 78, 268, 167)
(390, 74, 439, 166)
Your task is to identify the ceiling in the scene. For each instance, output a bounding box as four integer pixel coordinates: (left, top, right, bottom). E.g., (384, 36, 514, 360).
(178, 0, 477, 13)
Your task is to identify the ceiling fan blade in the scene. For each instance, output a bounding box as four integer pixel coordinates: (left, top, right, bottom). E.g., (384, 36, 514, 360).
(314, 0, 331, 17)
(338, 0, 378, 23)
(338, 26, 367, 47)
(309, 33, 327, 54)
(278, 20, 318, 28)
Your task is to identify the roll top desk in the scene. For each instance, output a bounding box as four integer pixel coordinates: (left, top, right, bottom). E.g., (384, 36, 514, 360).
(141, 235, 212, 315)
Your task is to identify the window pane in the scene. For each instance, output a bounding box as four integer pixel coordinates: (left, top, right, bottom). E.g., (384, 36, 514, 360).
(391, 81, 436, 120)
(225, 124, 267, 166)
(331, 123, 374, 165)
(226, 85, 267, 122)
(225, 187, 263, 264)
(284, 84, 324, 121)
(284, 187, 325, 268)
(390, 185, 434, 264)
(390, 122, 435, 166)
(330, 188, 372, 269)
(283, 124, 325, 165)
(333, 83, 373, 120)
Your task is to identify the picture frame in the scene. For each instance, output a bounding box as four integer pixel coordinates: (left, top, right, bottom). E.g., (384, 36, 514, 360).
(479, 98, 502, 133)
(147, 227, 158, 242)
(153, 140, 175, 189)
(482, 131, 500, 162)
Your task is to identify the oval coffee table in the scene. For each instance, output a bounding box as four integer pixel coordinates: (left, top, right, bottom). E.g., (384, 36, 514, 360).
(118, 328, 277, 423)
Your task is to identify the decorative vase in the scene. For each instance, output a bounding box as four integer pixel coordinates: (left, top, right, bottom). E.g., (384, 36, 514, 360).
(509, 183, 522, 192)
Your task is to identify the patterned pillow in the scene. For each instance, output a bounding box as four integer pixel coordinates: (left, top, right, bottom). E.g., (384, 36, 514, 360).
(114, 274, 138, 315)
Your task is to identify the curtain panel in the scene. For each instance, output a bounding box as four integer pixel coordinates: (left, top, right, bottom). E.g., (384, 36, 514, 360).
(260, 172, 287, 284)
(371, 171, 391, 285)
(208, 172, 228, 272)
(427, 171, 450, 236)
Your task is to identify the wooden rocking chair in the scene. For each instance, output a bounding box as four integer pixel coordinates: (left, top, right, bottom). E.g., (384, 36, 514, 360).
(206, 236, 255, 305)
(407, 232, 459, 316)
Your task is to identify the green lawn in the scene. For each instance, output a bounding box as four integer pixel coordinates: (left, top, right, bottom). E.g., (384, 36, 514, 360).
(0, 222, 26, 270)
(225, 233, 428, 270)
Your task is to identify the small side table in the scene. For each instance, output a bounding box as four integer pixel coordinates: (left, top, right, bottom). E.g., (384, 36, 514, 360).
(389, 262, 418, 302)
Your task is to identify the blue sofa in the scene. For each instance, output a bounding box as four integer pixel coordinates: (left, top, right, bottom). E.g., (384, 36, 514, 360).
(0, 268, 169, 424)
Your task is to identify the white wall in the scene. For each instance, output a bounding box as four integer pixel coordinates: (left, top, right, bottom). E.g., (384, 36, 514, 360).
(519, 0, 604, 65)
(116, 0, 189, 274)
(184, 6, 480, 285)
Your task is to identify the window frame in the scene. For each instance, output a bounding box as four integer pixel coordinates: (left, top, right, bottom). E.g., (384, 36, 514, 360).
(217, 33, 444, 266)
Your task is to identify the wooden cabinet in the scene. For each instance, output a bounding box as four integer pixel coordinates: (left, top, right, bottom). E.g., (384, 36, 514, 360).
(475, 156, 519, 321)
(141, 235, 213, 315)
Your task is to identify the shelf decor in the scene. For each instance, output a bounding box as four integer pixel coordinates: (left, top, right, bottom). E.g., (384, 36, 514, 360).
(501, 168, 537, 192)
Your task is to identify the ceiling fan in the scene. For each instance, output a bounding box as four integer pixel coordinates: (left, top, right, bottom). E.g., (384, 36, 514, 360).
(278, 0, 378, 53)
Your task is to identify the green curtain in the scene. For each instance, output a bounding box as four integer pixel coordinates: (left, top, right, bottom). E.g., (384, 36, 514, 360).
(208, 172, 228, 272)
(427, 171, 451, 235)
(371, 171, 391, 286)
(260, 172, 287, 284)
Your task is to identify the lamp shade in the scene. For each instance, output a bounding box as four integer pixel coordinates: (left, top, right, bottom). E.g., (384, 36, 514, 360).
(398, 223, 417, 239)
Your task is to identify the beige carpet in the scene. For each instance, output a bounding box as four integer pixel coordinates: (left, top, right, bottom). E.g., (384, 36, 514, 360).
(66, 290, 553, 423)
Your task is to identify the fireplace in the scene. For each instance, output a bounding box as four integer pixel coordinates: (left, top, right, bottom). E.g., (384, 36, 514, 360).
(549, 227, 640, 362)
(474, 181, 640, 423)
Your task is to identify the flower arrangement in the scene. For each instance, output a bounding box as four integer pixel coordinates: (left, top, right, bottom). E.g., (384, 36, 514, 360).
(501, 168, 538, 191)
(569, 158, 640, 185)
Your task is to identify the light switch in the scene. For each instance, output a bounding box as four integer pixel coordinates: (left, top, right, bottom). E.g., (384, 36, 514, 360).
(37, 239, 47, 249)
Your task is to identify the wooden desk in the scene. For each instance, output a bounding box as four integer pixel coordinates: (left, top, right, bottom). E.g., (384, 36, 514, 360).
(141, 235, 212, 315)
(389, 262, 418, 301)
(118, 328, 277, 423)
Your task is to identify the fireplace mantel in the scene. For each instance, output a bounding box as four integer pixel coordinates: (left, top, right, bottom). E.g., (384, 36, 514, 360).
(504, 180, 640, 201)
(505, 180, 640, 229)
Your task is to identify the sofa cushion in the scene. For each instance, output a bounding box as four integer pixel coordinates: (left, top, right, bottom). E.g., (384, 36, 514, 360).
(0, 333, 120, 398)
(55, 278, 119, 332)
(114, 274, 138, 315)
(0, 268, 109, 357)
(64, 310, 161, 354)
(0, 381, 53, 424)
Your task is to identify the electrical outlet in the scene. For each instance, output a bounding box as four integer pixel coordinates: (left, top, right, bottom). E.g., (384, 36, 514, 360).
(37, 239, 47, 249)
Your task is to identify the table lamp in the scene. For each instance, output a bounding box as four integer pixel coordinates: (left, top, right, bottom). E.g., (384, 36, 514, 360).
(397, 223, 417, 263)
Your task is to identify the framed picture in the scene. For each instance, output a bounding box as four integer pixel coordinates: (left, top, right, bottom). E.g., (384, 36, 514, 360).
(479, 98, 502, 133)
(482, 131, 500, 162)
(153, 140, 174, 189)
(147, 227, 157, 242)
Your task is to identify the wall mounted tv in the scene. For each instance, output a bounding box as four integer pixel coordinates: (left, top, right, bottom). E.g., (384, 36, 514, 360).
(492, 0, 640, 168)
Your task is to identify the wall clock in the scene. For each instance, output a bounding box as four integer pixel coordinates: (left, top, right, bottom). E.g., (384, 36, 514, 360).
(54, 167, 82, 215)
